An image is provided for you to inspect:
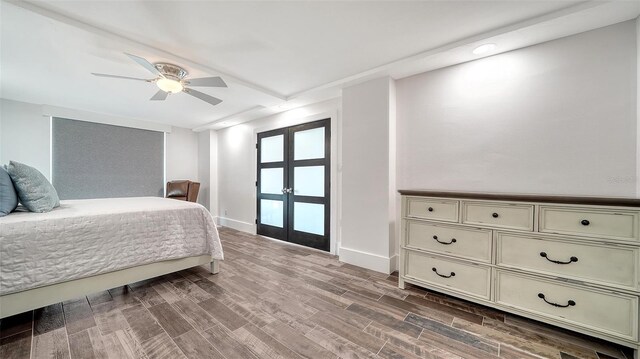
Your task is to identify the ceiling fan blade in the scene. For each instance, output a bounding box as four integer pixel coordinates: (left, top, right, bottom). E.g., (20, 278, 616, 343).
(183, 88, 222, 106)
(150, 90, 169, 101)
(124, 53, 163, 77)
(186, 76, 227, 88)
(92, 73, 151, 81)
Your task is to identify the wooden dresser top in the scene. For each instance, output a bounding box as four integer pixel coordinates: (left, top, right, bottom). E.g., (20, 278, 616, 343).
(398, 189, 640, 207)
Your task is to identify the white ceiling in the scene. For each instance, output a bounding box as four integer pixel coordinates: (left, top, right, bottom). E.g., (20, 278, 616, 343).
(1, 1, 639, 131)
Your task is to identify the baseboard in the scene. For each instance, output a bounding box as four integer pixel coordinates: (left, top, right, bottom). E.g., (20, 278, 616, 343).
(338, 247, 396, 274)
(390, 254, 398, 273)
(216, 217, 255, 234)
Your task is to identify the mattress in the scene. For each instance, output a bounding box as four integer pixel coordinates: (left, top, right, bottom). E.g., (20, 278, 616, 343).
(0, 197, 223, 295)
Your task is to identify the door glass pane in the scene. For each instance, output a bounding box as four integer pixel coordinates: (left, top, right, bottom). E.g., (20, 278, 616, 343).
(261, 135, 284, 163)
(294, 166, 324, 197)
(294, 127, 324, 160)
(260, 199, 283, 227)
(294, 202, 324, 235)
(260, 168, 283, 194)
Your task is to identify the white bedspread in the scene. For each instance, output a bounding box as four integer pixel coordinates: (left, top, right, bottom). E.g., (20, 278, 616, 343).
(0, 197, 223, 295)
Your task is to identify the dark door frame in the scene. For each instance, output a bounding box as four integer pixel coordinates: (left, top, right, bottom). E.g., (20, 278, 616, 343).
(256, 118, 331, 251)
(256, 127, 288, 242)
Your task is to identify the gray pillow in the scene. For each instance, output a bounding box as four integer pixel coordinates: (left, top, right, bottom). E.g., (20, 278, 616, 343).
(0, 165, 18, 216)
(7, 161, 60, 213)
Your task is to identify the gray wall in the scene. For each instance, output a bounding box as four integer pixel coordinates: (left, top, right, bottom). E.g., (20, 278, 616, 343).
(52, 118, 164, 199)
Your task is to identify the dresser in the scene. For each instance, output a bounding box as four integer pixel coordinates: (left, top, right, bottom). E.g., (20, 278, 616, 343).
(398, 190, 640, 356)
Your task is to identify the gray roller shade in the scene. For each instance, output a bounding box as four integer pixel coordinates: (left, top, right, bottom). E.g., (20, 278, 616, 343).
(52, 118, 164, 200)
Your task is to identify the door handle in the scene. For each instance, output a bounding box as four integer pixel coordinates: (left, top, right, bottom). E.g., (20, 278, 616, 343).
(282, 188, 293, 194)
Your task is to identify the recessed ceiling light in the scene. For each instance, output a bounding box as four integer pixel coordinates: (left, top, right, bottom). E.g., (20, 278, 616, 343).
(472, 43, 497, 55)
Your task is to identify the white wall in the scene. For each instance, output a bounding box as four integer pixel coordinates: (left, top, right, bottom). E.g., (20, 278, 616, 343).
(197, 130, 211, 210)
(0, 99, 51, 179)
(194, 130, 219, 214)
(217, 123, 255, 231)
(216, 98, 340, 250)
(637, 16, 640, 195)
(397, 20, 638, 197)
(166, 126, 199, 182)
(209, 130, 219, 217)
(341, 77, 397, 273)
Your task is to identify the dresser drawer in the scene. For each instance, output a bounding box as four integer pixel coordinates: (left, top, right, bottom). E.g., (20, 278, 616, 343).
(462, 201, 534, 231)
(495, 271, 638, 340)
(496, 233, 638, 290)
(404, 250, 490, 299)
(406, 197, 459, 222)
(406, 221, 492, 263)
(539, 206, 640, 241)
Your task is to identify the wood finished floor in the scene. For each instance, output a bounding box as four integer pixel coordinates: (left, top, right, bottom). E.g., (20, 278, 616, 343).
(0, 226, 633, 359)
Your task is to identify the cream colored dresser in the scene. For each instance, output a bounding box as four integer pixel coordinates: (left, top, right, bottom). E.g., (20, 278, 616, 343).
(398, 190, 640, 356)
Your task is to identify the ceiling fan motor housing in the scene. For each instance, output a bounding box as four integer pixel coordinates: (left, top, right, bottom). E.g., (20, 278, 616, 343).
(154, 63, 188, 81)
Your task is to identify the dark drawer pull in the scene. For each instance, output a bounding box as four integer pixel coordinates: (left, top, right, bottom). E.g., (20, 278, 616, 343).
(428, 207, 434, 212)
(433, 235, 457, 245)
(537, 293, 576, 308)
(540, 252, 578, 265)
(492, 212, 499, 218)
(581, 219, 590, 226)
(432, 267, 455, 278)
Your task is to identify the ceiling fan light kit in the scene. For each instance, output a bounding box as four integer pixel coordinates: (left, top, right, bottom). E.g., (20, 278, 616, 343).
(154, 62, 187, 94)
(92, 53, 227, 107)
(156, 78, 184, 93)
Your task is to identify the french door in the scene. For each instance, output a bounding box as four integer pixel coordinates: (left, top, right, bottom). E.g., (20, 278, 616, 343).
(256, 119, 330, 251)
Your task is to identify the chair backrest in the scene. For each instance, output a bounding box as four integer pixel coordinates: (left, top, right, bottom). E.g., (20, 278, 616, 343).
(186, 182, 200, 203)
(166, 180, 200, 202)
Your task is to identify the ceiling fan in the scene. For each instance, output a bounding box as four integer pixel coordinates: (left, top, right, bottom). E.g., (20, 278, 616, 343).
(92, 53, 227, 106)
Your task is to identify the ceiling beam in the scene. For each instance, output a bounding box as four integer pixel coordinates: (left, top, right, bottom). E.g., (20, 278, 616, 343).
(192, 105, 266, 132)
(286, 0, 640, 101)
(8, 0, 287, 103)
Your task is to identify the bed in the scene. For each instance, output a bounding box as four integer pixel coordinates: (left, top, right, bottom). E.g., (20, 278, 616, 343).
(0, 197, 223, 318)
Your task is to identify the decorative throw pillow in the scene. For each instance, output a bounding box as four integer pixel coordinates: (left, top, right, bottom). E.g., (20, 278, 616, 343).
(0, 165, 19, 216)
(7, 161, 60, 213)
